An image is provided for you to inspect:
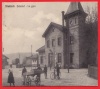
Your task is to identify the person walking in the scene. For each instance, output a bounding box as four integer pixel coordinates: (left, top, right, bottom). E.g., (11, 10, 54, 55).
(22, 66, 27, 85)
(56, 62, 60, 79)
(44, 65, 47, 79)
(7, 68, 15, 86)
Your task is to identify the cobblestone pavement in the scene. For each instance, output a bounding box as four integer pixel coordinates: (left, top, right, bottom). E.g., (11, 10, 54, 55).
(2, 67, 98, 86)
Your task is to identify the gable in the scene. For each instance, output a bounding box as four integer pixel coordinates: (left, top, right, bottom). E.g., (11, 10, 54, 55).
(42, 22, 66, 38)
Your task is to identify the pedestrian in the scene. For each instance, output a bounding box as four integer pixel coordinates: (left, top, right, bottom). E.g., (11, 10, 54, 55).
(44, 65, 47, 79)
(22, 66, 27, 85)
(7, 68, 15, 86)
(36, 64, 42, 81)
(56, 62, 60, 79)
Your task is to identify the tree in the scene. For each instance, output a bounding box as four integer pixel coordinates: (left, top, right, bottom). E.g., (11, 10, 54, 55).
(85, 5, 98, 66)
(86, 5, 98, 23)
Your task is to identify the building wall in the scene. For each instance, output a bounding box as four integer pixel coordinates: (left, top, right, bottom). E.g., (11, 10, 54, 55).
(45, 27, 64, 68)
(69, 26, 80, 68)
(38, 52, 45, 67)
(78, 15, 88, 67)
(64, 15, 80, 68)
(65, 14, 87, 68)
(2, 59, 8, 69)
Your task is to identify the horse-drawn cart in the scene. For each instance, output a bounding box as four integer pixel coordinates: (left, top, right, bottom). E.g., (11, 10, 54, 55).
(23, 68, 43, 86)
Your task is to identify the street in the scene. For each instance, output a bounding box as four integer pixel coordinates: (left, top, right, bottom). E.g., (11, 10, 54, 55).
(2, 67, 98, 86)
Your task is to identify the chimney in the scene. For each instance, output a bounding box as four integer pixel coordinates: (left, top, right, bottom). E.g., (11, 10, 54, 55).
(61, 11, 65, 27)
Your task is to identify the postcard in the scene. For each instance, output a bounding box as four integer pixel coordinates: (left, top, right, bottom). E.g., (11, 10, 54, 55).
(1, 0, 98, 88)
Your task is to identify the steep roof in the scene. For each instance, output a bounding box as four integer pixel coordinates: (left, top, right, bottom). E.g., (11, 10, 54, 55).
(65, 2, 87, 17)
(36, 46, 45, 52)
(42, 22, 67, 37)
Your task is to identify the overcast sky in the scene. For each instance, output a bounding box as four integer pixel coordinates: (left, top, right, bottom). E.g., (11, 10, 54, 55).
(2, 2, 97, 54)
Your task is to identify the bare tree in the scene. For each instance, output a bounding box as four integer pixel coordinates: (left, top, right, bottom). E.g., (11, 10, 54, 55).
(86, 4, 98, 23)
(85, 5, 98, 66)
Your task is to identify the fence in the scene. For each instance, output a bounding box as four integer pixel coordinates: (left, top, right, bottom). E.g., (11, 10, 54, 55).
(88, 65, 98, 79)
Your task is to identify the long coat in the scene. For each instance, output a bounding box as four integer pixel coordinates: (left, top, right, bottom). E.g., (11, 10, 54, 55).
(7, 70, 15, 83)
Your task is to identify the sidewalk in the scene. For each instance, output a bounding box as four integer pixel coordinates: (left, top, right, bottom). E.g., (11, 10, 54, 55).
(2, 68, 98, 86)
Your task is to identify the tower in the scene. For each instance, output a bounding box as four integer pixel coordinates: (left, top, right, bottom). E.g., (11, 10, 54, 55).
(64, 2, 88, 68)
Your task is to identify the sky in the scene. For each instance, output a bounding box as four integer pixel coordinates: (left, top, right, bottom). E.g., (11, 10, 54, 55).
(2, 2, 98, 54)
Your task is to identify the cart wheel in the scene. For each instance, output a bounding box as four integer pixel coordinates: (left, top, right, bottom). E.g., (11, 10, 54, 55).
(50, 72, 55, 80)
(26, 76, 31, 86)
(35, 76, 41, 86)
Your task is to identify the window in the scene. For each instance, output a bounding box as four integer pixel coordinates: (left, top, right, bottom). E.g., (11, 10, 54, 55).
(70, 53, 74, 64)
(58, 53, 62, 63)
(40, 56, 43, 64)
(58, 37, 62, 46)
(52, 39, 55, 47)
(70, 36, 74, 44)
(47, 40, 50, 48)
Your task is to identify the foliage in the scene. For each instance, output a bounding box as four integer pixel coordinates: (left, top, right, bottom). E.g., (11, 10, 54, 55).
(85, 5, 98, 66)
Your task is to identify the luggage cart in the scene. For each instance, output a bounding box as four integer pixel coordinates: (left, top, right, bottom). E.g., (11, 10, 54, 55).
(23, 69, 43, 86)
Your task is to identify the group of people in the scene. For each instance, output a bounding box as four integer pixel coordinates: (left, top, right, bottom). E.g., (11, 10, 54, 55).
(7, 63, 61, 86)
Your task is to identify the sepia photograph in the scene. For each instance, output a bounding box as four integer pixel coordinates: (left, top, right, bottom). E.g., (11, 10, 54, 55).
(2, 2, 98, 86)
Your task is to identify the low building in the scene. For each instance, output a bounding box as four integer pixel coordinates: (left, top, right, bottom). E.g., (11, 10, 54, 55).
(36, 46, 45, 67)
(2, 54, 9, 69)
(22, 54, 38, 67)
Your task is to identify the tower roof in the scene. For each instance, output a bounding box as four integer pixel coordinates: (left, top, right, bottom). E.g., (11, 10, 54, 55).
(65, 2, 86, 17)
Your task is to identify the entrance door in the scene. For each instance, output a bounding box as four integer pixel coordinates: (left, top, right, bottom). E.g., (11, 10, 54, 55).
(70, 53, 74, 64)
(48, 53, 53, 67)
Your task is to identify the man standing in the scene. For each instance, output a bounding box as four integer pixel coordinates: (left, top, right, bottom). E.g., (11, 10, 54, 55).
(36, 64, 42, 81)
(56, 62, 60, 79)
(44, 65, 47, 79)
(22, 66, 27, 85)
